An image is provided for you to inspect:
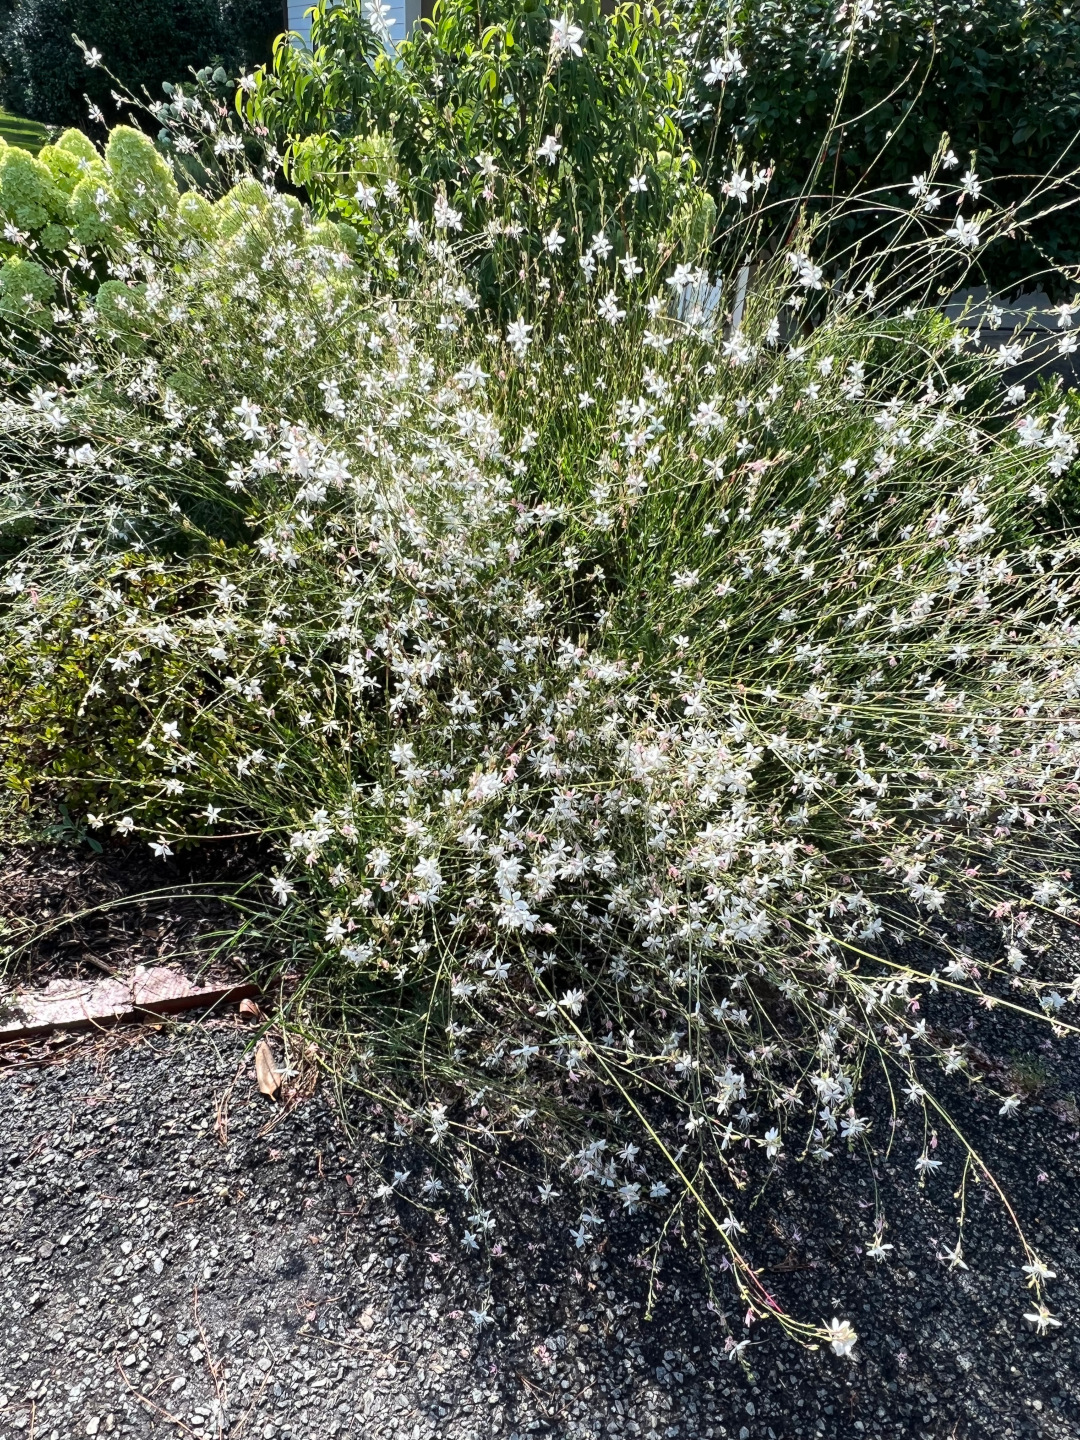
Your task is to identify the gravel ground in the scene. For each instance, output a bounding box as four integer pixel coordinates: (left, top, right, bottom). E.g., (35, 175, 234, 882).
(3, 848, 1080, 1440)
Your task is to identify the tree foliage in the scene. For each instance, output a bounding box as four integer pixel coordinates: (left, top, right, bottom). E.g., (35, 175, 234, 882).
(243, 0, 710, 306)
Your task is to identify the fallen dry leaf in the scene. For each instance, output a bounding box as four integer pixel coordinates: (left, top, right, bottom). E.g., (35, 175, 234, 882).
(254, 1040, 282, 1099)
(239, 997, 263, 1023)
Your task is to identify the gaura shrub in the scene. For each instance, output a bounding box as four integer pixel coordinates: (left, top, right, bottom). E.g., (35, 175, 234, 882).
(2, 152, 1080, 1346)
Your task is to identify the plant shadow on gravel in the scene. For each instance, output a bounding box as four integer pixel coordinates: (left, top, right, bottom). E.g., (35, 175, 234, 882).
(1, 1002, 1079, 1440)
(0, 851, 1078, 1440)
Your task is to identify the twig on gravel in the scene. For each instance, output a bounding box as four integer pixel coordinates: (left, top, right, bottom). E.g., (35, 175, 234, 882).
(214, 1055, 248, 1147)
(115, 1357, 196, 1436)
(80, 953, 118, 977)
(192, 1285, 228, 1438)
(229, 1370, 272, 1440)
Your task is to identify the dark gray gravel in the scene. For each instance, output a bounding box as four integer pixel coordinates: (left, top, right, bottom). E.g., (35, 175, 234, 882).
(2, 1014, 1080, 1440)
(3, 844, 1080, 1440)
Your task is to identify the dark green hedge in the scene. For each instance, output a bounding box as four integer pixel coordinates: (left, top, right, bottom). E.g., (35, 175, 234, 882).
(681, 0, 1080, 293)
(0, 0, 284, 128)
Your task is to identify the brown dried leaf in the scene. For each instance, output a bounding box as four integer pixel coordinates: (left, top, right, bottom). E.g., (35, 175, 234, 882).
(239, 997, 263, 1023)
(254, 1039, 282, 1099)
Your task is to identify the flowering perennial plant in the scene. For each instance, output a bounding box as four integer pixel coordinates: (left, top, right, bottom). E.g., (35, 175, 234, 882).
(2, 116, 1080, 1347)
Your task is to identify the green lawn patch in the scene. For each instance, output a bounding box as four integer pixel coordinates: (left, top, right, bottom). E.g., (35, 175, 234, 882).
(0, 108, 49, 154)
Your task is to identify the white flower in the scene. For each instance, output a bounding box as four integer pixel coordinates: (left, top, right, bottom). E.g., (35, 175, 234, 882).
(354, 181, 377, 211)
(550, 13, 584, 59)
(413, 854, 443, 895)
(788, 252, 824, 289)
(999, 1094, 1022, 1117)
(536, 134, 562, 166)
(703, 50, 746, 86)
(433, 193, 463, 231)
(946, 216, 981, 249)
(598, 291, 625, 326)
(232, 397, 264, 440)
(150, 837, 173, 859)
(996, 341, 1024, 369)
(1022, 1257, 1056, 1284)
(942, 1241, 968, 1271)
(364, 0, 395, 34)
(84, 46, 103, 66)
(1024, 1304, 1062, 1334)
(543, 226, 565, 254)
(559, 988, 585, 1016)
(690, 400, 724, 432)
(960, 169, 982, 199)
(824, 1318, 858, 1357)
(722, 169, 752, 205)
(628, 173, 647, 193)
(115, 816, 135, 836)
(506, 317, 533, 358)
(271, 876, 295, 905)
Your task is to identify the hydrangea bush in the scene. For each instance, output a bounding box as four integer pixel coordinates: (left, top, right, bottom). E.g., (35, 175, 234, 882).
(3, 51, 1080, 1348)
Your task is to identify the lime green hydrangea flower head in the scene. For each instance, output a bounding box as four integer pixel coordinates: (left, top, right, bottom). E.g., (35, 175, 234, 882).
(0, 256, 55, 322)
(0, 142, 67, 235)
(214, 177, 270, 240)
(103, 126, 179, 227)
(38, 130, 105, 199)
(177, 190, 217, 244)
(38, 222, 71, 251)
(215, 180, 303, 262)
(94, 278, 148, 348)
(68, 173, 124, 249)
(308, 219, 358, 257)
(55, 129, 100, 164)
